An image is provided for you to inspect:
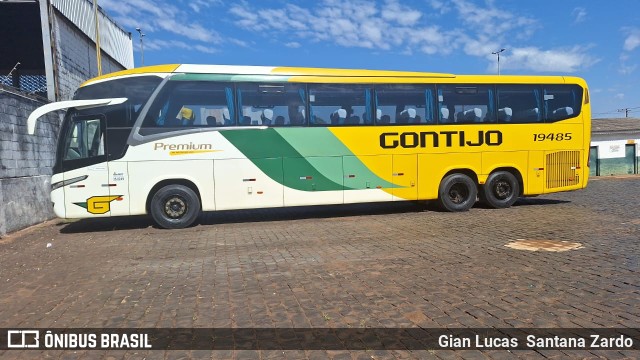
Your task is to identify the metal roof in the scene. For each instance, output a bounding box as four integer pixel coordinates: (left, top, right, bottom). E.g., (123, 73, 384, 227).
(52, 0, 133, 69)
(592, 118, 640, 141)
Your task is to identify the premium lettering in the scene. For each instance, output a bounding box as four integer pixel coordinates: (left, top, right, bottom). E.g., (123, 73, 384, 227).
(153, 142, 213, 151)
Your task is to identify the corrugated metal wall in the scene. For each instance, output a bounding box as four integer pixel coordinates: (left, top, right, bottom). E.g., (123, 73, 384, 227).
(51, 0, 133, 69)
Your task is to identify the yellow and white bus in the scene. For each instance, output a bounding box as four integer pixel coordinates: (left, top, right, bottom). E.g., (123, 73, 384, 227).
(28, 64, 590, 229)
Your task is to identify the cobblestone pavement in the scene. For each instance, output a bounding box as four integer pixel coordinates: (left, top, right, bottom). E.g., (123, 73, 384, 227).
(0, 176, 639, 359)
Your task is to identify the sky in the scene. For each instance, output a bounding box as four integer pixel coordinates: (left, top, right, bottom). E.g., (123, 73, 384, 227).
(99, 0, 640, 119)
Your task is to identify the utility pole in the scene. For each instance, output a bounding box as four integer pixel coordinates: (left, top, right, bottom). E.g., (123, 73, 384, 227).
(136, 28, 145, 67)
(93, 0, 103, 76)
(491, 48, 506, 75)
(617, 108, 630, 118)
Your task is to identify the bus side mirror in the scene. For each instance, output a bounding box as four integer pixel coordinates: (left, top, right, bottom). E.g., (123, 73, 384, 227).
(27, 97, 128, 135)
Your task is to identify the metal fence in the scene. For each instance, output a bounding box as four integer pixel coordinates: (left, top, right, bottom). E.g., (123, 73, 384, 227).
(0, 73, 47, 98)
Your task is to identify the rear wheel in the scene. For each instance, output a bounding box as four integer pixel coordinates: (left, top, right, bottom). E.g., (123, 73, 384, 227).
(480, 171, 520, 209)
(437, 173, 477, 212)
(150, 184, 201, 229)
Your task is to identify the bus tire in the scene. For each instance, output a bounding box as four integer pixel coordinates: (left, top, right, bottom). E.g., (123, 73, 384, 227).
(480, 171, 520, 209)
(150, 184, 201, 229)
(437, 173, 477, 212)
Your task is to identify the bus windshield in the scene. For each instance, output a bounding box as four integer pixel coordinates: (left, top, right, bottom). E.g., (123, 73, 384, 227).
(73, 75, 163, 128)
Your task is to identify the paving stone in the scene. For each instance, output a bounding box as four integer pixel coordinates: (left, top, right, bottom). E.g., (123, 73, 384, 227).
(0, 177, 639, 359)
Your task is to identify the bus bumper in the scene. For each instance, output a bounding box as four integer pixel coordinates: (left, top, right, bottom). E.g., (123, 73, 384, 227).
(51, 188, 66, 218)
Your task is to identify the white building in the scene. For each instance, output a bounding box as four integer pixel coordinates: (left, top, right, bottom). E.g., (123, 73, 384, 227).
(590, 118, 640, 176)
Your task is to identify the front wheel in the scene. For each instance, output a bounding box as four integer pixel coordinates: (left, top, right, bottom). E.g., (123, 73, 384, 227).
(150, 184, 201, 229)
(480, 171, 520, 209)
(437, 173, 477, 212)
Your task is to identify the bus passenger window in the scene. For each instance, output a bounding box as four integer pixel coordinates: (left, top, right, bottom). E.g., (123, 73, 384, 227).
(496, 85, 542, 123)
(237, 83, 306, 126)
(497, 85, 542, 124)
(543, 85, 583, 122)
(140, 81, 234, 133)
(308, 84, 371, 126)
(375, 85, 435, 125)
(438, 85, 496, 124)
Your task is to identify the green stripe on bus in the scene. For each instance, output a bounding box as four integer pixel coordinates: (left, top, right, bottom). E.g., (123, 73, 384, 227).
(275, 128, 397, 188)
(220, 129, 345, 191)
(221, 128, 398, 191)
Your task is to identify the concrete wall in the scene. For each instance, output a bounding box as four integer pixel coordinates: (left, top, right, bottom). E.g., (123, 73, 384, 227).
(52, 9, 125, 100)
(0, 4, 131, 236)
(0, 88, 60, 236)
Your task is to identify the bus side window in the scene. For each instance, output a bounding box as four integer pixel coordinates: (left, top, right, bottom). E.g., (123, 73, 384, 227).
(140, 81, 235, 133)
(437, 85, 496, 124)
(497, 85, 542, 123)
(309, 84, 371, 126)
(374, 85, 435, 125)
(237, 83, 306, 126)
(63, 117, 105, 160)
(543, 85, 583, 122)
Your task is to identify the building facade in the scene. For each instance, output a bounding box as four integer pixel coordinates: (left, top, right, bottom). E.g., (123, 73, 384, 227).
(0, 0, 133, 236)
(590, 118, 640, 177)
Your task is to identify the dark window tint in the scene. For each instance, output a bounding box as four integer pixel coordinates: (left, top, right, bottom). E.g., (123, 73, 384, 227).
(141, 81, 234, 132)
(74, 76, 162, 128)
(496, 85, 543, 123)
(375, 85, 435, 125)
(437, 85, 496, 124)
(309, 84, 372, 126)
(544, 85, 583, 122)
(237, 83, 306, 126)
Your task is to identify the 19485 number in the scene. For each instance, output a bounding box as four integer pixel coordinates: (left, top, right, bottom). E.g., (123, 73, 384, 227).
(533, 132, 572, 141)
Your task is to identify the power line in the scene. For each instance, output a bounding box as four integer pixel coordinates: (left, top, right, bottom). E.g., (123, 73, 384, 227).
(616, 107, 640, 117)
(594, 106, 640, 117)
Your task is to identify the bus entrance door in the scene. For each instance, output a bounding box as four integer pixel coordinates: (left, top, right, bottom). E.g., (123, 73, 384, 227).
(61, 115, 113, 218)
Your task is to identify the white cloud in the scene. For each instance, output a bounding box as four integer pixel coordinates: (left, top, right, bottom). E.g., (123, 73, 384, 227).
(619, 53, 637, 75)
(427, 0, 450, 14)
(144, 39, 218, 54)
(143, 39, 190, 51)
(623, 28, 640, 52)
(381, 0, 422, 26)
(226, 0, 600, 73)
(450, 0, 537, 39)
(187, 0, 222, 13)
(103, 0, 598, 74)
(100, 0, 221, 43)
(229, 0, 451, 54)
(619, 64, 637, 75)
(571, 7, 587, 24)
(619, 28, 640, 74)
(228, 38, 250, 48)
(499, 46, 598, 73)
(615, 93, 625, 100)
(194, 45, 218, 54)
